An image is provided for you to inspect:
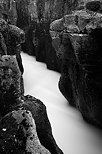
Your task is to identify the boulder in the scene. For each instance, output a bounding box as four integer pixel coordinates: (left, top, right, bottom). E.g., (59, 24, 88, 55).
(0, 108, 51, 154)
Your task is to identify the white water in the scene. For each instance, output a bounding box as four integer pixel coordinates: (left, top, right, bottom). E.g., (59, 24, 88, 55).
(22, 52, 102, 154)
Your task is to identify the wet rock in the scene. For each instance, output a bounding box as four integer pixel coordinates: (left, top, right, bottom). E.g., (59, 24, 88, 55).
(0, 108, 51, 154)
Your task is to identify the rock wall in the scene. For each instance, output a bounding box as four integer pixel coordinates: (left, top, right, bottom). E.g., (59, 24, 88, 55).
(0, 1, 102, 150)
(0, 55, 64, 153)
(12, 0, 79, 71)
(50, 8, 102, 128)
(0, 12, 64, 153)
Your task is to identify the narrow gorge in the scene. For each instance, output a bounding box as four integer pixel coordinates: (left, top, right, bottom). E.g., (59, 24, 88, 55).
(0, 0, 102, 154)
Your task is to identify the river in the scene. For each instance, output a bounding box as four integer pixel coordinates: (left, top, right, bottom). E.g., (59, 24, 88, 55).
(22, 52, 102, 154)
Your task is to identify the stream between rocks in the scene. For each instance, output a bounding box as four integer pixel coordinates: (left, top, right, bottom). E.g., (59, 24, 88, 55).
(22, 52, 102, 154)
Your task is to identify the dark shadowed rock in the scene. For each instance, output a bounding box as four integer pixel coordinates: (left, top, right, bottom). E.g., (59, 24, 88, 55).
(14, 0, 79, 71)
(0, 108, 51, 154)
(58, 33, 77, 107)
(50, 9, 102, 127)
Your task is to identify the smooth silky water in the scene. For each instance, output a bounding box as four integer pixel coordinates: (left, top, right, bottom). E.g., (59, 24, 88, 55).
(22, 52, 102, 154)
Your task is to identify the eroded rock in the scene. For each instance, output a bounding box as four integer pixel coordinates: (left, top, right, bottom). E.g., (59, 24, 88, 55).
(0, 55, 64, 154)
(54, 10, 102, 127)
(0, 108, 51, 154)
(0, 55, 24, 117)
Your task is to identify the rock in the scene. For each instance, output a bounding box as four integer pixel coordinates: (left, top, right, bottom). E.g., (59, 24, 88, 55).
(0, 55, 24, 116)
(58, 33, 77, 107)
(0, 108, 51, 153)
(9, 0, 18, 25)
(0, 0, 17, 25)
(50, 18, 65, 32)
(50, 30, 64, 71)
(0, 55, 64, 154)
(45, 30, 61, 72)
(52, 9, 102, 127)
(85, 0, 101, 13)
(0, 18, 25, 74)
(20, 95, 64, 154)
(59, 28, 102, 127)
(15, 0, 79, 71)
(0, 32, 7, 55)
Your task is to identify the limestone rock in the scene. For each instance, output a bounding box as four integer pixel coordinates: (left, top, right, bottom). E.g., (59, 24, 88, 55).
(0, 108, 51, 154)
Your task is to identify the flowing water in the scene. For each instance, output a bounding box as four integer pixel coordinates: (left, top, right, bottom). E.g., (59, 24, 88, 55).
(22, 52, 102, 154)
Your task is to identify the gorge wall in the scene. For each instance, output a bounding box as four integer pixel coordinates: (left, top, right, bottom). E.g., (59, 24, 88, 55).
(0, 2, 102, 153)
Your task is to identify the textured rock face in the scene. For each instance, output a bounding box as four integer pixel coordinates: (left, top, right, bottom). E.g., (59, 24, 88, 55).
(21, 95, 64, 154)
(85, 0, 102, 13)
(69, 30, 102, 127)
(0, 55, 22, 116)
(0, 18, 25, 74)
(0, 0, 17, 25)
(10, 0, 79, 71)
(0, 108, 51, 154)
(53, 10, 102, 128)
(50, 8, 102, 127)
(0, 18, 25, 95)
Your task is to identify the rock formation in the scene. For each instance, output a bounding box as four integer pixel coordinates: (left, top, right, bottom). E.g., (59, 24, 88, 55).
(0, 55, 64, 153)
(50, 7, 102, 128)
(0, 0, 102, 152)
(2, 0, 79, 71)
(0, 108, 51, 153)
